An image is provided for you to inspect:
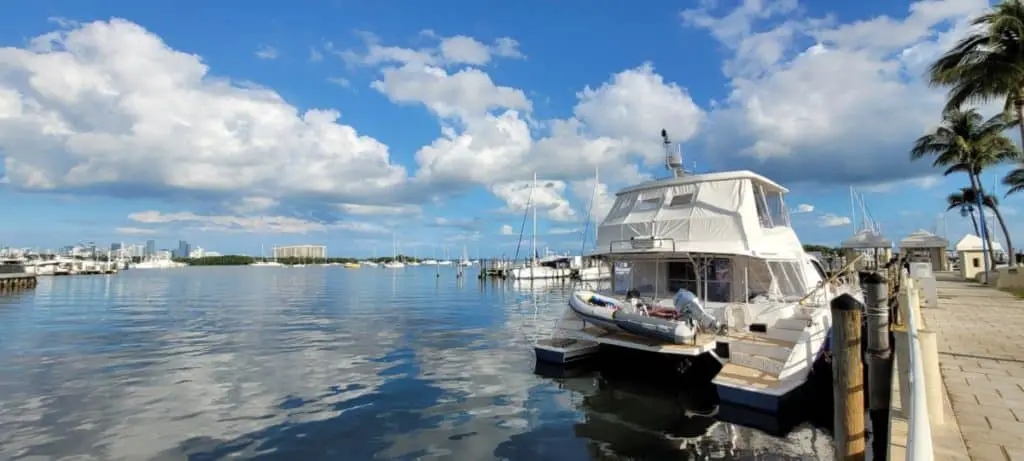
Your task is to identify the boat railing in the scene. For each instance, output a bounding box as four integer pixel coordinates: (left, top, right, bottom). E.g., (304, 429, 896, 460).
(608, 237, 677, 253)
(896, 273, 933, 461)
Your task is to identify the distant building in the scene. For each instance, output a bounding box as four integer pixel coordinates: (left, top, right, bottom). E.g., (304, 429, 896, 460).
(189, 246, 205, 258)
(110, 242, 122, 252)
(273, 245, 326, 260)
(175, 240, 191, 259)
(145, 240, 156, 257)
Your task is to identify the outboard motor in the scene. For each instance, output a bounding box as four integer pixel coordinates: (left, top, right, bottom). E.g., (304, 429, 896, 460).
(673, 289, 721, 332)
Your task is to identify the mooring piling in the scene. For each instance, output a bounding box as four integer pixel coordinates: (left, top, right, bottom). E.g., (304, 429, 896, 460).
(863, 272, 892, 413)
(830, 293, 866, 461)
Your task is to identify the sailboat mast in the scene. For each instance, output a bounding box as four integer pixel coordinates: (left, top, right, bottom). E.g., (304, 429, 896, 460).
(532, 172, 537, 265)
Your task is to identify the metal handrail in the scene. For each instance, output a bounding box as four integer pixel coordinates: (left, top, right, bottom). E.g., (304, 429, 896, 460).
(901, 273, 933, 461)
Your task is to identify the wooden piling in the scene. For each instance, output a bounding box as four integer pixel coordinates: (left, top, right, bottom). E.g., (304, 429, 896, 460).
(830, 293, 866, 461)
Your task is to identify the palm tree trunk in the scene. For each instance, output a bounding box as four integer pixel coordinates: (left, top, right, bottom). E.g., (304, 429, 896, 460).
(990, 205, 1016, 267)
(970, 173, 998, 270)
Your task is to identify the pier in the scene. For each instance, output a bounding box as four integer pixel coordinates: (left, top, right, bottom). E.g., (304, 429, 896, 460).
(888, 272, 1024, 461)
(0, 272, 38, 291)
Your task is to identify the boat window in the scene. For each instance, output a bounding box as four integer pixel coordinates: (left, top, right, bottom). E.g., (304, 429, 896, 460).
(668, 193, 695, 208)
(752, 184, 772, 228)
(809, 258, 828, 280)
(607, 194, 636, 219)
(667, 258, 732, 302)
(767, 261, 807, 298)
(633, 197, 663, 212)
(765, 190, 789, 227)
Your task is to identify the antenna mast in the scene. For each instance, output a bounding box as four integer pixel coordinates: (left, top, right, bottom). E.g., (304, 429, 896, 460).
(661, 129, 685, 178)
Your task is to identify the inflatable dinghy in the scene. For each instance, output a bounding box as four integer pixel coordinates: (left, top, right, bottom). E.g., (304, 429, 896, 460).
(568, 291, 625, 332)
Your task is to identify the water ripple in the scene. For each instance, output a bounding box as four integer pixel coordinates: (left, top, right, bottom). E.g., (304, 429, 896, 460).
(0, 266, 831, 460)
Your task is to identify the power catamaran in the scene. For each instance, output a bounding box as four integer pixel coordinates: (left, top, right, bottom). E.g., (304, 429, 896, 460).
(536, 130, 858, 412)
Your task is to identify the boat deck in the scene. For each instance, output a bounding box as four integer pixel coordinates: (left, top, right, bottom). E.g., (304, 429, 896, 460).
(554, 313, 717, 356)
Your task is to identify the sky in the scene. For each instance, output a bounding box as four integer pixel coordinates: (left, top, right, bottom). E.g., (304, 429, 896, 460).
(0, 0, 1020, 258)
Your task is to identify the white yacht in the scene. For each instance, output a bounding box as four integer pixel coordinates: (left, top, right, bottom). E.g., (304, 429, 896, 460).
(536, 130, 857, 412)
(509, 173, 573, 280)
(132, 257, 186, 269)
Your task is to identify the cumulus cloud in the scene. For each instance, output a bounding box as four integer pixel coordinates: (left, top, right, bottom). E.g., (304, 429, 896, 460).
(0, 19, 408, 206)
(490, 179, 576, 222)
(115, 226, 157, 235)
(255, 45, 279, 60)
(337, 203, 421, 216)
(127, 210, 388, 234)
(682, 0, 992, 185)
(792, 203, 815, 214)
(818, 214, 852, 228)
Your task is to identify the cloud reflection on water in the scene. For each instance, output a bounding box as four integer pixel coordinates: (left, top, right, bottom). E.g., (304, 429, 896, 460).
(0, 267, 832, 460)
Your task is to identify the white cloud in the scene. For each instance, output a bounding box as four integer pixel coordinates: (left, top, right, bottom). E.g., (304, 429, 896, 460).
(127, 210, 388, 234)
(255, 45, 279, 60)
(337, 203, 421, 216)
(500, 224, 514, 235)
(309, 47, 324, 63)
(0, 19, 408, 205)
(819, 214, 852, 228)
(682, 0, 993, 185)
(228, 196, 279, 214)
(327, 77, 351, 88)
(490, 179, 576, 222)
(115, 226, 157, 235)
(793, 203, 815, 213)
(341, 31, 525, 68)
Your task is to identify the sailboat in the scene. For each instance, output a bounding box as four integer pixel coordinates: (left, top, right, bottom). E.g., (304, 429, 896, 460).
(459, 245, 472, 266)
(510, 172, 572, 280)
(578, 168, 611, 281)
(383, 232, 405, 268)
(251, 244, 283, 267)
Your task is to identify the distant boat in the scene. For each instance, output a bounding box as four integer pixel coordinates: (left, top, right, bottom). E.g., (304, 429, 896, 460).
(343, 262, 360, 268)
(384, 232, 405, 269)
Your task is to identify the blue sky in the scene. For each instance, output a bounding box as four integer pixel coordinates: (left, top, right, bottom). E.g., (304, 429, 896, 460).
(0, 0, 1018, 257)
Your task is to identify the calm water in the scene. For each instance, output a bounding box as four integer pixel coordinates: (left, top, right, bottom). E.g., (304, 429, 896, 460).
(0, 267, 833, 460)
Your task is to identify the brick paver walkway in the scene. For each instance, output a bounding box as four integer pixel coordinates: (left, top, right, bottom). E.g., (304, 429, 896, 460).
(923, 275, 1024, 460)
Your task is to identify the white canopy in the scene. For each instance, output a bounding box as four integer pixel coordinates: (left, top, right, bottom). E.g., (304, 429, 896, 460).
(899, 229, 949, 249)
(954, 234, 1003, 252)
(595, 170, 805, 259)
(841, 229, 892, 249)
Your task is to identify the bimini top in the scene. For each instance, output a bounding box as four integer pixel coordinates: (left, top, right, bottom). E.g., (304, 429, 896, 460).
(595, 169, 804, 259)
(899, 229, 949, 249)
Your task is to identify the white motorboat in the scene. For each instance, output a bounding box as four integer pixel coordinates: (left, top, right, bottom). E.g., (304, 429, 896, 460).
(537, 130, 859, 412)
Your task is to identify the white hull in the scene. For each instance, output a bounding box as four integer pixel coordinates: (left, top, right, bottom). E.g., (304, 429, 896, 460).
(510, 265, 571, 279)
(578, 265, 612, 281)
(383, 262, 405, 269)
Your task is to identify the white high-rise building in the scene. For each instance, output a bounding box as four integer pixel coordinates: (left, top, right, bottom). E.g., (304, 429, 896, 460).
(273, 245, 326, 260)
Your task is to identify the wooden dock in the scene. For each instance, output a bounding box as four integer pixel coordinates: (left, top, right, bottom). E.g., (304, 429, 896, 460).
(889, 273, 1024, 460)
(0, 272, 38, 291)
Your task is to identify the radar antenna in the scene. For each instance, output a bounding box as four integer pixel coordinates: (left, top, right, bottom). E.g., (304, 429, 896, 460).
(661, 129, 685, 178)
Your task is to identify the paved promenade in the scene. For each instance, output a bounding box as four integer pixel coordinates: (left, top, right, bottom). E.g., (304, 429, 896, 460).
(920, 274, 1024, 460)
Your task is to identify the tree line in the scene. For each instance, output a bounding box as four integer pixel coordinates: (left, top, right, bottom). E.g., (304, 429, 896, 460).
(911, 0, 1024, 267)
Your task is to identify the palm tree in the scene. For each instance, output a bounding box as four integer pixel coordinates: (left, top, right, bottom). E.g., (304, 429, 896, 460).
(910, 108, 1018, 266)
(946, 187, 982, 236)
(946, 187, 1014, 264)
(928, 0, 1024, 146)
